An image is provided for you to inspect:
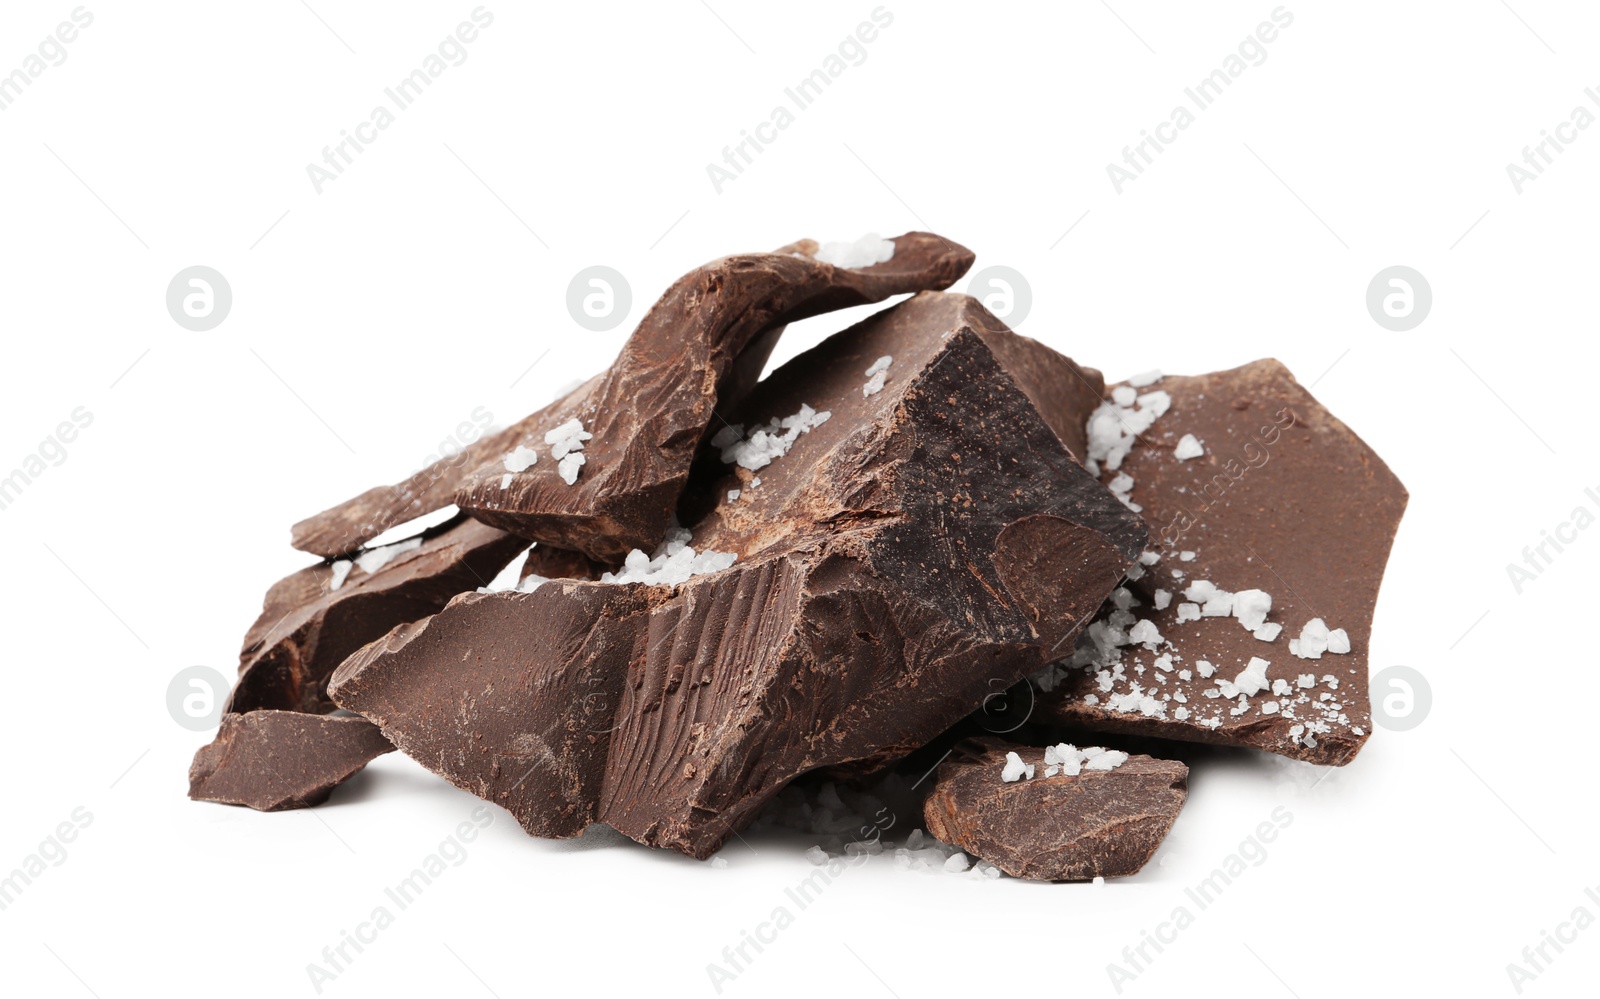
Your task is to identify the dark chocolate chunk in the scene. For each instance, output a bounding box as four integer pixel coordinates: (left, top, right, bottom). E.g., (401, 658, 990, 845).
(1033, 360, 1408, 765)
(228, 515, 527, 715)
(922, 737, 1187, 880)
(333, 292, 1144, 858)
(188, 710, 394, 811)
(291, 234, 974, 560)
(330, 585, 658, 838)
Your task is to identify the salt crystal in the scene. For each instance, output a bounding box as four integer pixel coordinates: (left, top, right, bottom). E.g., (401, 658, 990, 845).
(1174, 434, 1204, 461)
(726, 489, 741, 502)
(1327, 628, 1351, 654)
(1196, 660, 1215, 678)
(1000, 751, 1029, 782)
(1232, 589, 1273, 631)
(865, 355, 893, 377)
(1179, 551, 1196, 561)
(1084, 749, 1129, 771)
(1153, 589, 1172, 610)
(805, 846, 828, 865)
(503, 445, 538, 472)
(1128, 620, 1163, 648)
(862, 370, 887, 398)
(355, 538, 422, 576)
(1231, 657, 1271, 696)
(1292, 617, 1330, 659)
(1127, 369, 1163, 387)
(710, 857, 729, 869)
(1175, 602, 1201, 624)
(328, 560, 353, 591)
(1253, 622, 1283, 642)
(1138, 550, 1160, 566)
(558, 451, 585, 485)
(500, 473, 513, 489)
(815, 233, 896, 269)
(1111, 385, 1137, 406)
(944, 852, 970, 873)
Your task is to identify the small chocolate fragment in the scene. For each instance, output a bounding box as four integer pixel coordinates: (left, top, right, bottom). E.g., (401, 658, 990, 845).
(1034, 360, 1408, 765)
(292, 233, 974, 560)
(188, 710, 394, 811)
(923, 737, 1187, 880)
(228, 515, 527, 715)
(330, 585, 657, 838)
(333, 292, 1145, 859)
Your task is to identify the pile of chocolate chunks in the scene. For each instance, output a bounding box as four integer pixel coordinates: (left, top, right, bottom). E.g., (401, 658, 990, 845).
(189, 233, 1406, 880)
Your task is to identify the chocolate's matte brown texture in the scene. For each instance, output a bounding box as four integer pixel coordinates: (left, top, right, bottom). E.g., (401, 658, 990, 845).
(188, 711, 394, 811)
(923, 737, 1187, 880)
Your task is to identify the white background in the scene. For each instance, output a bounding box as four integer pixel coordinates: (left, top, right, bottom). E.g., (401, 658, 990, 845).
(2, 1, 1596, 996)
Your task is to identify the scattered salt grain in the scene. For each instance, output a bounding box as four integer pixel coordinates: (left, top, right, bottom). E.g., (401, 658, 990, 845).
(543, 418, 592, 459)
(713, 403, 832, 471)
(1153, 589, 1172, 611)
(710, 857, 729, 869)
(726, 489, 741, 502)
(865, 355, 893, 377)
(354, 538, 422, 576)
(1232, 589, 1273, 631)
(1179, 551, 1196, 561)
(328, 560, 353, 591)
(1127, 369, 1163, 388)
(1291, 617, 1330, 660)
(1327, 628, 1351, 654)
(503, 445, 538, 472)
(1000, 751, 1032, 783)
(805, 846, 828, 866)
(815, 233, 896, 269)
(500, 473, 514, 490)
(558, 451, 586, 485)
(599, 526, 737, 587)
(1084, 749, 1129, 771)
(1174, 434, 1204, 461)
(1253, 622, 1283, 642)
(1111, 385, 1137, 406)
(943, 852, 970, 873)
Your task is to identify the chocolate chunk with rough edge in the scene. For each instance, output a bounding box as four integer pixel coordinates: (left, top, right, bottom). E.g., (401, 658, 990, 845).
(922, 737, 1187, 880)
(594, 296, 1142, 858)
(329, 585, 660, 838)
(290, 233, 974, 560)
(1033, 360, 1408, 766)
(188, 711, 394, 811)
(325, 292, 1140, 857)
(227, 515, 528, 715)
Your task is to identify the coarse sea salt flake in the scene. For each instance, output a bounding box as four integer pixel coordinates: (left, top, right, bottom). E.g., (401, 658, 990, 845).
(503, 445, 538, 472)
(815, 233, 896, 269)
(1174, 434, 1204, 461)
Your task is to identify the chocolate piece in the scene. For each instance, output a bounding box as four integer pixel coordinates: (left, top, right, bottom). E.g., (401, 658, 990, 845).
(188, 710, 394, 811)
(455, 233, 975, 561)
(330, 585, 657, 838)
(1033, 360, 1408, 765)
(922, 737, 1187, 880)
(520, 542, 606, 584)
(291, 234, 974, 560)
(287, 374, 600, 559)
(333, 292, 1145, 858)
(228, 515, 528, 715)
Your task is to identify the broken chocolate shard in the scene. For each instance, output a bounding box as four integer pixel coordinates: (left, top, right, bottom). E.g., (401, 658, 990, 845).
(454, 233, 976, 560)
(290, 233, 974, 561)
(922, 737, 1187, 880)
(330, 585, 657, 838)
(188, 710, 394, 811)
(1033, 360, 1408, 765)
(333, 291, 1145, 859)
(228, 515, 528, 715)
